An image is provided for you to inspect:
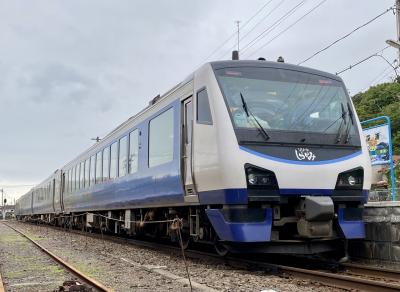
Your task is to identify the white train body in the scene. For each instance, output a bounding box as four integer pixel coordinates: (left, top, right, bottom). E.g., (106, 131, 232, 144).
(16, 60, 371, 254)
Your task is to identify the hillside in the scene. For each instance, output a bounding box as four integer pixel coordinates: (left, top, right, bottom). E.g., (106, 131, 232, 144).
(352, 82, 400, 154)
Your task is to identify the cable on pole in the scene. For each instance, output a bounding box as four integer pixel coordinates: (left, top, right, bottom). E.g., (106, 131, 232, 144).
(244, 0, 328, 59)
(216, 0, 286, 60)
(298, 6, 394, 65)
(361, 64, 395, 92)
(335, 46, 391, 75)
(241, 0, 307, 54)
(200, 0, 275, 62)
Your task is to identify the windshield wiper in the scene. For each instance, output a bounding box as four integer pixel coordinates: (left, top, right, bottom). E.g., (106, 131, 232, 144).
(335, 103, 347, 143)
(240, 92, 270, 141)
(321, 103, 349, 143)
(342, 102, 354, 143)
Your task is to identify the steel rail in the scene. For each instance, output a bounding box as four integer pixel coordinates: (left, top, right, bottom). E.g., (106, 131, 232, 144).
(14, 221, 400, 292)
(342, 262, 400, 282)
(275, 264, 400, 292)
(2, 222, 112, 292)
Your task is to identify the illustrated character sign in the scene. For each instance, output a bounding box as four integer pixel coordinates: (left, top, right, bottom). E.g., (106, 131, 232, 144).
(363, 125, 390, 165)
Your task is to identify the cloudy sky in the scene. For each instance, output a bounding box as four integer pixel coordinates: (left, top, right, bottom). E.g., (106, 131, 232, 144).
(0, 0, 396, 201)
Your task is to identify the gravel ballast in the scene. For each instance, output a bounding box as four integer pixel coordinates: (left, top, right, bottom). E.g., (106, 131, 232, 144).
(4, 221, 346, 292)
(0, 222, 83, 292)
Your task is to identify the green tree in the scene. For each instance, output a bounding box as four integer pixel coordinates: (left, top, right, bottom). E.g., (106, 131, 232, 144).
(353, 82, 400, 154)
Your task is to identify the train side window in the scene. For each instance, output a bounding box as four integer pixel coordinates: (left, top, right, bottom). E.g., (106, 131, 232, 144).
(69, 168, 74, 193)
(70, 170, 72, 192)
(73, 166, 76, 190)
(110, 142, 118, 179)
(84, 159, 90, 188)
(149, 108, 174, 167)
(67, 170, 70, 193)
(90, 155, 95, 186)
(119, 136, 128, 177)
(196, 88, 213, 124)
(96, 151, 102, 184)
(129, 129, 139, 174)
(103, 147, 110, 181)
(76, 164, 80, 190)
(77, 163, 81, 189)
(65, 171, 69, 193)
(73, 168, 76, 191)
(79, 161, 85, 189)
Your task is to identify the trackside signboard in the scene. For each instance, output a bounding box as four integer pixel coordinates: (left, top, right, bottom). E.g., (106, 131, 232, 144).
(363, 124, 391, 165)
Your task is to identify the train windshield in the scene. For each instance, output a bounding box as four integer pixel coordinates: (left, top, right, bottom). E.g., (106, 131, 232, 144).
(214, 66, 359, 145)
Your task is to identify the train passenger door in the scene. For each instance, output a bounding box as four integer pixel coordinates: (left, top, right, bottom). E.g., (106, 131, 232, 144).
(182, 97, 198, 203)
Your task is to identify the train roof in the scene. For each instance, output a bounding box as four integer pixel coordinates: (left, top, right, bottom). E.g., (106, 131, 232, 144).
(30, 60, 344, 187)
(210, 60, 342, 82)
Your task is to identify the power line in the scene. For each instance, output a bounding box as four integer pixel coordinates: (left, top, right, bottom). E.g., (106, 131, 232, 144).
(335, 46, 391, 75)
(201, 0, 275, 62)
(297, 6, 394, 65)
(241, 0, 307, 54)
(239, 0, 286, 43)
(215, 0, 286, 60)
(213, 0, 283, 61)
(362, 64, 394, 92)
(376, 70, 396, 84)
(244, 0, 328, 59)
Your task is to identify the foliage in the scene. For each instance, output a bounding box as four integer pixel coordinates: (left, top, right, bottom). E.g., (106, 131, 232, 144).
(352, 82, 400, 154)
(384, 161, 400, 195)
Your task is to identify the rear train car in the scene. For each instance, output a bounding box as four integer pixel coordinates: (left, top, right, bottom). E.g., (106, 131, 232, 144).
(16, 60, 371, 257)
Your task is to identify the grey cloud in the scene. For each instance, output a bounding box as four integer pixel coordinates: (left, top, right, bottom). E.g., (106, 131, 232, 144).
(0, 0, 396, 201)
(17, 63, 93, 104)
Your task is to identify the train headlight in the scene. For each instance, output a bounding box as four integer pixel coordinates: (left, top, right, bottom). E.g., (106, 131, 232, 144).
(348, 176, 356, 186)
(245, 165, 278, 189)
(335, 168, 363, 190)
(248, 173, 257, 185)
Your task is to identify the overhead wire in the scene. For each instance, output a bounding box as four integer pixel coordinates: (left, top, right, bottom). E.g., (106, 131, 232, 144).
(239, 0, 285, 43)
(376, 70, 396, 84)
(361, 64, 394, 92)
(297, 6, 394, 65)
(216, 0, 286, 59)
(244, 0, 328, 59)
(335, 46, 391, 75)
(240, 0, 307, 54)
(200, 0, 275, 63)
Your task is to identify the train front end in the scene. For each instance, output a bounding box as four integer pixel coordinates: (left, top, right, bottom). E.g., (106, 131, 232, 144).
(202, 61, 371, 255)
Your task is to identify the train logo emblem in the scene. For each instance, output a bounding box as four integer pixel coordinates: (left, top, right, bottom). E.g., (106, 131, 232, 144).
(295, 148, 316, 161)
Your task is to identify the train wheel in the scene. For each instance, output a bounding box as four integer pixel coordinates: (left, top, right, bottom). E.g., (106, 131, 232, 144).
(214, 239, 229, 256)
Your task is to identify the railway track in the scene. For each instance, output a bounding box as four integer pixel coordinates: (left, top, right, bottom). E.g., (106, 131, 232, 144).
(12, 220, 400, 292)
(0, 221, 111, 292)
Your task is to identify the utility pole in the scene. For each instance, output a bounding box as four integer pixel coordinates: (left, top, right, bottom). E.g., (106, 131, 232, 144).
(396, 0, 400, 63)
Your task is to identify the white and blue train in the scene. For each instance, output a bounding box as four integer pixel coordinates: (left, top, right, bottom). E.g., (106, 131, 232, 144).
(16, 60, 371, 256)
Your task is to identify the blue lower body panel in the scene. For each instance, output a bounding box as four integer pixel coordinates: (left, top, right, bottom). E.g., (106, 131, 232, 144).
(338, 208, 365, 239)
(205, 208, 272, 242)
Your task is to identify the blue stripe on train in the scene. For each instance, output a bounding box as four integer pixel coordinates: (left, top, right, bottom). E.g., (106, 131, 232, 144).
(205, 208, 272, 242)
(240, 146, 362, 165)
(198, 188, 368, 204)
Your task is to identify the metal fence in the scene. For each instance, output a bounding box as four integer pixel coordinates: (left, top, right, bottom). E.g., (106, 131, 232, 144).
(368, 188, 400, 202)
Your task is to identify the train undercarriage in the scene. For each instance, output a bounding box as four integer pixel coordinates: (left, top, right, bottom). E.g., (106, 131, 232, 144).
(17, 195, 358, 260)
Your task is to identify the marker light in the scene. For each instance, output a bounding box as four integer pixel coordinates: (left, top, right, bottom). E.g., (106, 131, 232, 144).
(245, 165, 278, 190)
(335, 168, 363, 190)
